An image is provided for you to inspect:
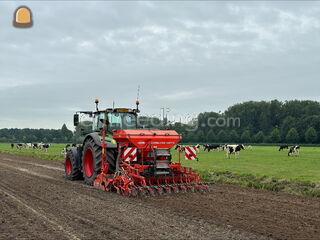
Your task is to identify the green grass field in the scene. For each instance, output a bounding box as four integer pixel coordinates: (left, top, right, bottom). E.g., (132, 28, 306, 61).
(175, 146, 320, 197)
(0, 143, 65, 161)
(177, 146, 320, 183)
(1, 143, 319, 196)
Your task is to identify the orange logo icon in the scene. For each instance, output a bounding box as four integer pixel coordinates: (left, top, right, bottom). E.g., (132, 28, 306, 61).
(13, 6, 33, 28)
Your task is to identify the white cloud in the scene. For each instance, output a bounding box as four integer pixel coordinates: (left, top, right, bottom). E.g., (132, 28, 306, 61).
(0, 80, 36, 91)
(77, 40, 95, 50)
(1, 1, 320, 128)
(61, 36, 73, 43)
(157, 89, 210, 101)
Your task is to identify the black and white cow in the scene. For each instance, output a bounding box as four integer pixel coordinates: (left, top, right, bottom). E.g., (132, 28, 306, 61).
(194, 144, 201, 153)
(245, 145, 253, 150)
(279, 145, 289, 151)
(175, 144, 200, 153)
(175, 144, 185, 152)
(61, 144, 71, 156)
(37, 143, 51, 152)
(41, 143, 51, 152)
(203, 144, 221, 152)
(224, 144, 245, 158)
(16, 143, 25, 149)
(288, 145, 300, 156)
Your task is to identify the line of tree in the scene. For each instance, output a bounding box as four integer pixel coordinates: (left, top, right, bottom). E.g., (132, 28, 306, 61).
(167, 100, 320, 144)
(1, 100, 320, 144)
(0, 124, 73, 143)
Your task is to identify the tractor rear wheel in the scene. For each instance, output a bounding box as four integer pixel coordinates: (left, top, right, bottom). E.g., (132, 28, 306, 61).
(82, 138, 117, 185)
(65, 148, 82, 180)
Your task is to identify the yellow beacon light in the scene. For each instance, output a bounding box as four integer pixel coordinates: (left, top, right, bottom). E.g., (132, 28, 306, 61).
(13, 6, 33, 28)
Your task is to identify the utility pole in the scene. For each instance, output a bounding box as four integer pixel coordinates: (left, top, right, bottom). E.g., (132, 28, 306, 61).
(160, 107, 170, 127)
(160, 107, 165, 127)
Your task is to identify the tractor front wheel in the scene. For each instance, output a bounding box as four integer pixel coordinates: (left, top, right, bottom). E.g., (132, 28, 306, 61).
(65, 148, 82, 180)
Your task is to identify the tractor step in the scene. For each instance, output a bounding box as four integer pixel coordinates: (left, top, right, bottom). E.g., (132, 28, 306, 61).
(155, 161, 170, 169)
(153, 171, 171, 175)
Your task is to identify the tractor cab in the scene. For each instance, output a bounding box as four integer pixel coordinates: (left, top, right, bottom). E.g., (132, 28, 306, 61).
(92, 109, 138, 132)
(73, 105, 139, 143)
(74, 108, 138, 134)
(73, 98, 139, 138)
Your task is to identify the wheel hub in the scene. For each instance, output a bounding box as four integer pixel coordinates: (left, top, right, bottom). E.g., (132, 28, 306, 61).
(84, 149, 94, 177)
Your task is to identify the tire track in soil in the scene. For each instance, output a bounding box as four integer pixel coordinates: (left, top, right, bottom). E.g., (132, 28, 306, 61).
(2, 156, 64, 171)
(0, 154, 263, 240)
(0, 186, 81, 240)
(0, 190, 71, 240)
(1, 153, 319, 240)
(145, 189, 320, 240)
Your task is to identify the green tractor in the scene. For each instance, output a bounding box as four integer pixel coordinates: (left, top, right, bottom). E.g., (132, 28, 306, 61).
(65, 100, 207, 196)
(65, 99, 139, 184)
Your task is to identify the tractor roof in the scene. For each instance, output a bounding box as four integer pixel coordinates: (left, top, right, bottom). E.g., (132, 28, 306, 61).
(76, 108, 137, 115)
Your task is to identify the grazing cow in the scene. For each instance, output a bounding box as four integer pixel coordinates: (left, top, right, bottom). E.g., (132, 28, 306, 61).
(224, 144, 245, 158)
(61, 144, 70, 156)
(32, 143, 39, 149)
(64, 143, 76, 149)
(62, 144, 78, 155)
(175, 144, 200, 153)
(194, 144, 201, 153)
(41, 143, 51, 152)
(279, 145, 289, 151)
(16, 143, 24, 149)
(10, 143, 14, 149)
(38, 143, 50, 152)
(175, 144, 185, 152)
(288, 145, 300, 157)
(25, 143, 32, 149)
(203, 144, 221, 152)
(245, 145, 253, 150)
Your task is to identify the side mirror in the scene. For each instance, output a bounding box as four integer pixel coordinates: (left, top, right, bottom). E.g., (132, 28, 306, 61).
(73, 114, 79, 126)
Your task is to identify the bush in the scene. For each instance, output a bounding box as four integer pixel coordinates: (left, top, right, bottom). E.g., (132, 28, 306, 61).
(305, 127, 318, 143)
(254, 131, 265, 143)
(217, 130, 228, 142)
(241, 130, 251, 143)
(229, 130, 240, 143)
(286, 128, 300, 143)
(269, 128, 281, 143)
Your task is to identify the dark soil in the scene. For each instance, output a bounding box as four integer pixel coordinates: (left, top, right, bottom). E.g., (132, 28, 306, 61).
(0, 153, 319, 240)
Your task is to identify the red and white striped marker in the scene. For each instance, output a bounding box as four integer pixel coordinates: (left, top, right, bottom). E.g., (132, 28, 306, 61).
(185, 146, 198, 160)
(122, 147, 137, 162)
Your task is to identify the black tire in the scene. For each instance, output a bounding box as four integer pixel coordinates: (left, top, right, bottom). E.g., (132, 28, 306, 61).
(82, 138, 117, 185)
(65, 148, 82, 180)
